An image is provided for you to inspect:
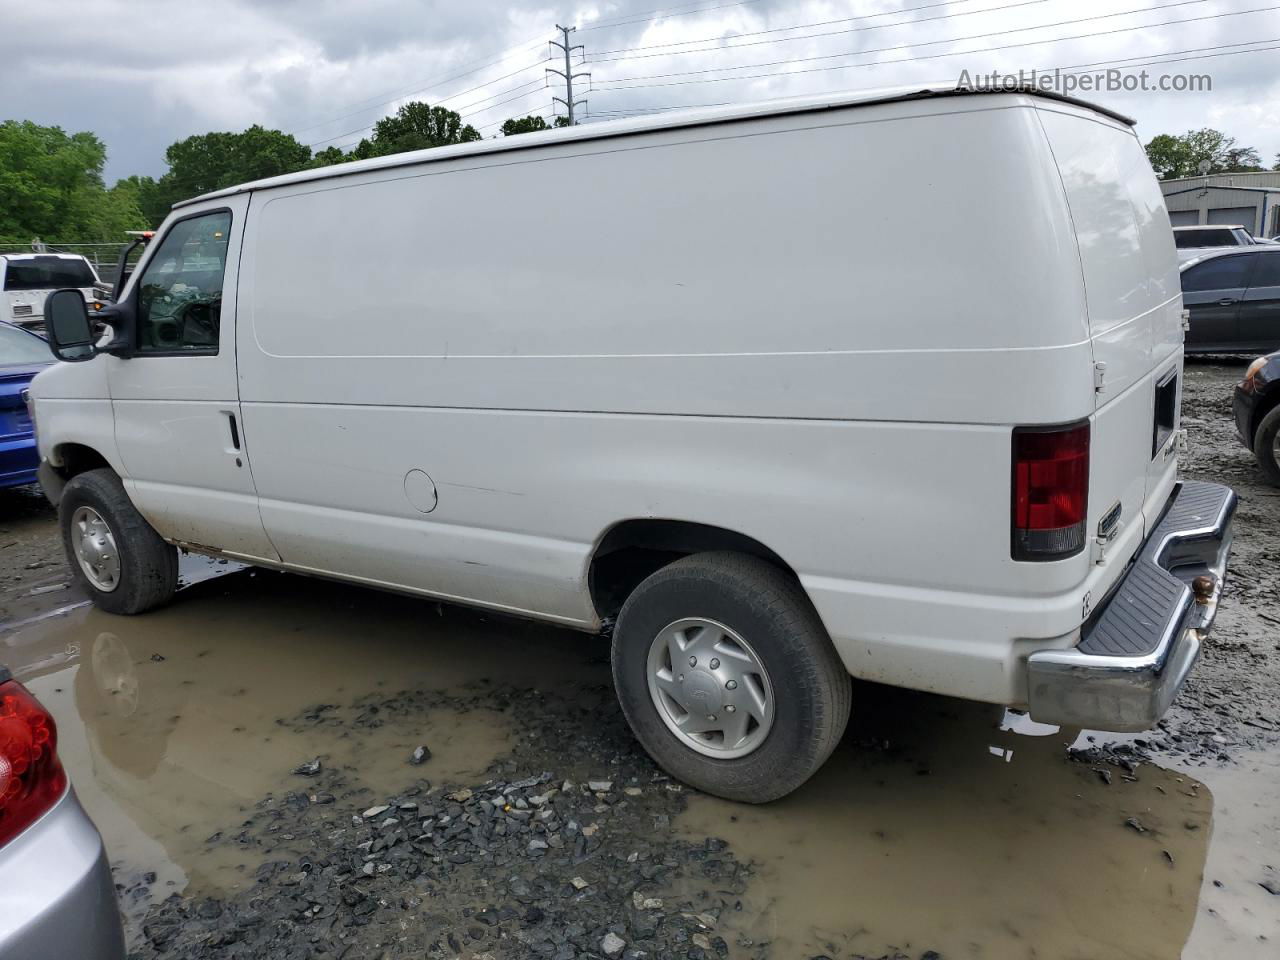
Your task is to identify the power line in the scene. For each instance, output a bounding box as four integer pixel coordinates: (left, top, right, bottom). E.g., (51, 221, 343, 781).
(324, 82, 554, 151)
(477, 109, 555, 134)
(581, 39, 1280, 120)
(591, 2, 1271, 92)
(594, 0, 1206, 81)
(1055, 36, 1279, 73)
(293, 0, 1020, 150)
(589, 0, 1055, 63)
(591, 0, 1003, 58)
(451, 77, 547, 116)
(290, 0, 770, 140)
(305, 58, 549, 147)
(287, 34, 550, 136)
(579, 0, 763, 33)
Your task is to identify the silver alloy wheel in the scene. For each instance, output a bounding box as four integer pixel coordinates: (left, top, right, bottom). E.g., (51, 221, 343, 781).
(646, 617, 775, 759)
(71, 506, 121, 593)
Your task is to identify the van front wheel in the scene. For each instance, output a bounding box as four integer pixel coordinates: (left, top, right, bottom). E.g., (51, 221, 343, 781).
(611, 552, 851, 803)
(59, 468, 178, 615)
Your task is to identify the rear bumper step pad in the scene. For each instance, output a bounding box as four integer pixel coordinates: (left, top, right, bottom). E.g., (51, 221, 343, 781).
(1026, 480, 1236, 732)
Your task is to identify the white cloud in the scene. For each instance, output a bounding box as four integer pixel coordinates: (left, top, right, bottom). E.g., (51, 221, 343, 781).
(1, 0, 1277, 181)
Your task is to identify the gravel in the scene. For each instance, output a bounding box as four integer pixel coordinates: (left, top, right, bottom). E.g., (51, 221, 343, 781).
(127, 682, 762, 960)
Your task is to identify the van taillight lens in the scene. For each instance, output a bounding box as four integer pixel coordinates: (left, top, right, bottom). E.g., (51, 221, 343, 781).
(0, 679, 67, 847)
(1012, 421, 1089, 561)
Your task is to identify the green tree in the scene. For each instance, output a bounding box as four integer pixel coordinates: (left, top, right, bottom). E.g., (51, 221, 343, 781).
(356, 101, 480, 158)
(501, 115, 552, 136)
(0, 120, 145, 241)
(1144, 133, 1189, 180)
(112, 174, 168, 229)
(310, 146, 348, 168)
(1144, 128, 1264, 180)
(1223, 146, 1263, 172)
(160, 125, 312, 201)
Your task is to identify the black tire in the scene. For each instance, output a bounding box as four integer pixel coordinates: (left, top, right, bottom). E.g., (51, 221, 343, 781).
(1254, 405, 1280, 487)
(611, 551, 852, 803)
(58, 468, 178, 615)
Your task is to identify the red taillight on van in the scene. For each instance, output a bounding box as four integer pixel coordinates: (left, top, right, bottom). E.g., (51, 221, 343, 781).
(1012, 421, 1090, 561)
(0, 678, 67, 847)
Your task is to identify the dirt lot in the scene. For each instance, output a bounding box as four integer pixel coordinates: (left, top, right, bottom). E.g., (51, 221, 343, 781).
(1, 358, 1277, 960)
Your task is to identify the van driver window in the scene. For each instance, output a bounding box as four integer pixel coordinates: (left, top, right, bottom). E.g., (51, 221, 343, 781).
(136, 211, 232, 353)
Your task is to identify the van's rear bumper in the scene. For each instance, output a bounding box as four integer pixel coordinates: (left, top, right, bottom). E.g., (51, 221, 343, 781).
(1026, 480, 1236, 732)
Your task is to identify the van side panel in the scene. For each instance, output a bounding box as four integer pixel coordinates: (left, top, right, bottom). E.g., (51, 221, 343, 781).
(236, 98, 1107, 704)
(1038, 106, 1183, 566)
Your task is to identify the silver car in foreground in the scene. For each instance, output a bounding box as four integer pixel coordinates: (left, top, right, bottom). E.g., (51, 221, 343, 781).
(0, 665, 125, 959)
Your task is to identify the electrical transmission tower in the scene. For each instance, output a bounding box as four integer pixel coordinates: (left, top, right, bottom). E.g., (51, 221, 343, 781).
(548, 24, 590, 124)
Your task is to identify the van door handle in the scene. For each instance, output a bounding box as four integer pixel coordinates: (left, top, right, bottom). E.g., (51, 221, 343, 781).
(225, 412, 241, 451)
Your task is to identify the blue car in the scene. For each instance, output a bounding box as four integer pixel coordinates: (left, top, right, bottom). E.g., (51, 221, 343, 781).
(0, 321, 53, 488)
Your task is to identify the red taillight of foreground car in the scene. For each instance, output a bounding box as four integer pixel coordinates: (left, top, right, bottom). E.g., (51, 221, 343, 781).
(1012, 420, 1090, 562)
(0, 679, 67, 847)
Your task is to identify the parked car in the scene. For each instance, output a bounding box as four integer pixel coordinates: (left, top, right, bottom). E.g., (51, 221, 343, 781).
(1173, 225, 1260, 264)
(1173, 224, 1258, 249)
(0, 322, 54, 489)
(0, 664, 127, 958)
(30, 84, 1235, 802)
(1179, 247, 1280, 353)
(1233, 351, 1280, 485)
(1, 254, 100, 334)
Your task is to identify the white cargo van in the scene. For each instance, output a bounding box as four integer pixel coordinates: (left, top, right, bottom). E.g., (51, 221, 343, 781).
(33, 85, 1235, 802)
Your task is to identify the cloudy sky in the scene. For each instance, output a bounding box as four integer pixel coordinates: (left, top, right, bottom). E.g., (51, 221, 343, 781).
(3, 0, 1278, 183)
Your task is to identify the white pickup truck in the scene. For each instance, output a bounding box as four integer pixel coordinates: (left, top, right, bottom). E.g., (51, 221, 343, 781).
(30, 84, 1236, 802)
(2, 254, 100, 332)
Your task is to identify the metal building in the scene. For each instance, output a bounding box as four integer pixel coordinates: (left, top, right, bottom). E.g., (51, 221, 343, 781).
(1160, 171, 1280, 238)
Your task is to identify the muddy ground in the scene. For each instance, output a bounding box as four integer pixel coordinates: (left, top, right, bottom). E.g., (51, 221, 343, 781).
(1, 359, 1277, 960)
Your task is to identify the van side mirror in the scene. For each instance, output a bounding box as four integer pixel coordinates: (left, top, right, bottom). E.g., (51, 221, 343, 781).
(45, 289, 97, 362)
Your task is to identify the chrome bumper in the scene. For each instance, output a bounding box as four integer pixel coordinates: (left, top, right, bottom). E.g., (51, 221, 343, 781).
(1026, 481, 1237, 732)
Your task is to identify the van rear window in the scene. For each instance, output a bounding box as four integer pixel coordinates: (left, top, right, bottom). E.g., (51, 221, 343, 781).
(3, 257, 96, 291)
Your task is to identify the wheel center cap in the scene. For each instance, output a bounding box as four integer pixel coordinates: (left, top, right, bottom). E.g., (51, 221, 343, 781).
(683, 669, 721, 707)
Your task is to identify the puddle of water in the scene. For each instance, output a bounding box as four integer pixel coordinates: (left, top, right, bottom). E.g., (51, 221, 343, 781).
(1182, 749, 1280, 958)
(679, 688, 1215, 960)
(2, 564, 603, 905)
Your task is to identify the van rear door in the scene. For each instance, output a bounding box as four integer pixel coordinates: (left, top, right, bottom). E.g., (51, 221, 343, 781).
(1037, 106, 1183, 572)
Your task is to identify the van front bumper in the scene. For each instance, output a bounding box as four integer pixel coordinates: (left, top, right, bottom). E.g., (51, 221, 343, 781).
(1026, 480, 1236, 732)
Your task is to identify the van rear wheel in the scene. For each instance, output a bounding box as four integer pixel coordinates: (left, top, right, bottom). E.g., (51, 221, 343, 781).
(611, 552, 851, 803)
(59, 468, 178, 615)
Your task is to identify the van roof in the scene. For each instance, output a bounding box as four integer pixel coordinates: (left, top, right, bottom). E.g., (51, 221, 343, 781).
(176, 83, 1135, 210)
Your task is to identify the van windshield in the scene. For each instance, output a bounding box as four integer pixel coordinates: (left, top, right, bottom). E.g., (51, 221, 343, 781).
(3, 257, 96, 290)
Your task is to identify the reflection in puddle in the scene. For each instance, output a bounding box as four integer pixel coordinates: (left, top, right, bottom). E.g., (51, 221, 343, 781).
(4, 563, 602, 920)
(1182, 750, 1280, 958)
(680, 689, 1214, 960)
